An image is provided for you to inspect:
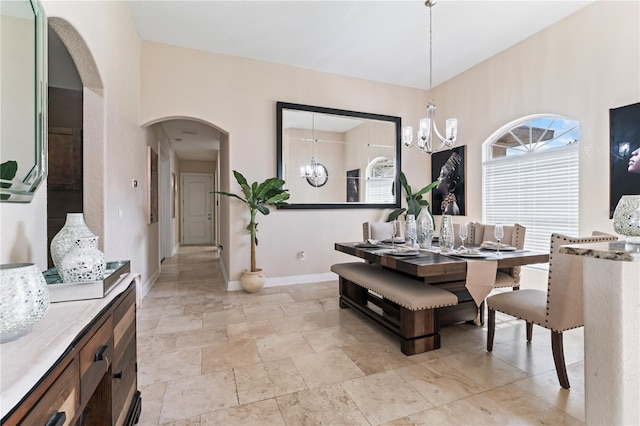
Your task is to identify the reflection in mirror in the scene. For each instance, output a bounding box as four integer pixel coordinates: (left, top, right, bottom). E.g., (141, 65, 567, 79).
(0, 0, 47, 202)
(277, 102, 401, 209)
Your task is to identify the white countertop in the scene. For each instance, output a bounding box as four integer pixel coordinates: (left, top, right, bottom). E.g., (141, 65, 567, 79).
(0, 273, 139, 420)
(560, 241, 640, 262)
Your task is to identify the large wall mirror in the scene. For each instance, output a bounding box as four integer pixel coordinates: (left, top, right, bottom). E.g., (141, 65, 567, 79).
(0, 0, 48, 202)
(277, 102, 401, 209)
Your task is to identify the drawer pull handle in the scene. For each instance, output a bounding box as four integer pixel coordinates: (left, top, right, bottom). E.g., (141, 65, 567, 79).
(113, 371, 123, 380)
(45, 410, 66, 426)
(94, 345, 109, 362)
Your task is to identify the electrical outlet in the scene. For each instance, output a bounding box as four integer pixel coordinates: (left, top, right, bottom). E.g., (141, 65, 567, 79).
(298, 251, 305, 261)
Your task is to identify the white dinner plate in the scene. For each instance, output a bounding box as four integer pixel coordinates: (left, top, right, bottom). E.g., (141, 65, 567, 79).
(354, 242, 382, 248)
(381, 249, 420, 257)
(381, 238, 405, 244)
(480, 245, 517, 251)
(449, 251, 489, 258)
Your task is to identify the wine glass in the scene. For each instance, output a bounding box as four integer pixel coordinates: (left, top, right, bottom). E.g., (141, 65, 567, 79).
(494, 224, 504, 256)
(459, 223, 468, 250)
(390, 220, 397, 249)
(406, 215, 417, 248)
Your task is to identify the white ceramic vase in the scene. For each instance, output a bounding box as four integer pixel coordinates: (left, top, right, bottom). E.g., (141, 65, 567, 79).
(0, 263, 50, 343)
(612, 195, 640, 244)
(240, 269, 265, 293)
(50, 213, 96, 270)
(59, 236, 106, 283)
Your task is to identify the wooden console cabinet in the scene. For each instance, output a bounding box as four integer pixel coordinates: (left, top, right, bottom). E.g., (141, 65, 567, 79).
(1, 276, 141, 425)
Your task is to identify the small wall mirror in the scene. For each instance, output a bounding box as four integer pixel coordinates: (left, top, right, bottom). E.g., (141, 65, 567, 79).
(0, 0, 48, 202)
(277, 102, 401, 209)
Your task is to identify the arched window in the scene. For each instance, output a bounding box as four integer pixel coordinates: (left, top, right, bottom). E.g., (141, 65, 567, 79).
(365, 157, 395, 203)
(483, 115, 579, 256)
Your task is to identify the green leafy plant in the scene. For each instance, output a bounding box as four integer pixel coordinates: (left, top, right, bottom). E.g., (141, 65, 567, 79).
(387, 171, 439, 222)
(214, 170, 289, 272)
(0, 160, 18, 200)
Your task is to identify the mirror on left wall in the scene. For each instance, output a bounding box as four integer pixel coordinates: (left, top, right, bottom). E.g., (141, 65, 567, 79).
(0, 0, 48, 202)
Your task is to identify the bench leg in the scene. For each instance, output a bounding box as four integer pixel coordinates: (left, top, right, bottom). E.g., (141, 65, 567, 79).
(400, 306, 441, 355)
(339, 277, 366, 309)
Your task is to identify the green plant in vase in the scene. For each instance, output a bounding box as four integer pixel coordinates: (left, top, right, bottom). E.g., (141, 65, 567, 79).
(387, 171, 439, 222)
(214, 170, 289, 292)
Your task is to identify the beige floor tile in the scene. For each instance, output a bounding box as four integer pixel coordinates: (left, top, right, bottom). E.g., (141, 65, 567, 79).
(255, 332, 314, 362)
(242, 304, 285, 322)
(202, 306, 247, 327)
(138, 348, 202, 386)
(514, 361, 585, 422)
(202, 340, 262, 373)
(269, 313, 320, 335)
(408, 383, 582, 425)
(154, 315, 203, 335)
(393, 360, 484, 406)
(200, 399, 284, 425)
(175, 326, 228, 349)
(342, 370, 434, 425)
(341, 341, 414, 375)
(301, 325, 359, 352)
(138, 381, 167, 425)
(277, 384, 369, 426)
(159, 370, 238, 424)
(292, 348, 365, 388)
(137, 246, 585, 425)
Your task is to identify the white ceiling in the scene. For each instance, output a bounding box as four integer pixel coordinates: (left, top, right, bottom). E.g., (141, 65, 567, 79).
(129, 0, 594, 160)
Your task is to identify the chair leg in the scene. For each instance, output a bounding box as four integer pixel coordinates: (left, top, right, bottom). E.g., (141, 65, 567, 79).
(551, 331, 570, 389)
(526, 322, 533, 342)
(487, 308, 495, 351)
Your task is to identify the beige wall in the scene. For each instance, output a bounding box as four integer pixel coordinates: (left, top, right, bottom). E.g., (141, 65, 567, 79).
(179, 160, 215, 174)
(140, 0, 638, 283)
(0, 2, 156, 290)
(429, 0, 639, 235)
(1, 0, 636, 289)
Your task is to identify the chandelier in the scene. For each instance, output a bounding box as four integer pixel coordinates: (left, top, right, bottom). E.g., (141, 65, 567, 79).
(299, 115, 329, 187)
(403, 0, 458, 154)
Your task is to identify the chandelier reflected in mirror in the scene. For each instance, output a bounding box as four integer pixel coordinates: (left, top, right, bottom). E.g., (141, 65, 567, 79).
(403, 0, 458, 154)
(299, 114, 329, 187)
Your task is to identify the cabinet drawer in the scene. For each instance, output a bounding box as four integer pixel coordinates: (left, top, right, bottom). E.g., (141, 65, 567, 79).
(21, 357, 79, 426)
(80, 316, 113, 405)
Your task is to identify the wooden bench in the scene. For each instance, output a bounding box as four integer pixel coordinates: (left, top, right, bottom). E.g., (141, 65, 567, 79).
(331, 262, 458, 355)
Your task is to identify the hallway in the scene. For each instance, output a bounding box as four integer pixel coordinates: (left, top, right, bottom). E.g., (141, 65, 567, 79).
(137, 246, 585, 425)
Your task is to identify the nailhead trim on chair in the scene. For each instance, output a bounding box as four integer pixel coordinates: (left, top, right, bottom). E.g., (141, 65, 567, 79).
(544, 233, 618, 331)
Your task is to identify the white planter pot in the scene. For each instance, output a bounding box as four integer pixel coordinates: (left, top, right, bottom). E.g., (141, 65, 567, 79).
(240, 269, 265, 293)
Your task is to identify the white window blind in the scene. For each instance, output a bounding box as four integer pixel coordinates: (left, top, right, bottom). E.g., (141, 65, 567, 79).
(366, 157, 394, 203)
(483, 145, 579, 256)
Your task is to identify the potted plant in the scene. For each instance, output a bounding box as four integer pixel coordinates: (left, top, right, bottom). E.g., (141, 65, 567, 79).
(388, 171, 439, 222)
(215, 170, 289, 292)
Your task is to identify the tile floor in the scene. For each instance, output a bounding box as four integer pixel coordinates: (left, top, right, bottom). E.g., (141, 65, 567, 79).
(137, 246, 585, 425)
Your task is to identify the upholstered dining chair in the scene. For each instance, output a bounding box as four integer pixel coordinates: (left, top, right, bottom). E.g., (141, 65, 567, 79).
(486, 232, 618, 389)
(469, 223, 526, 290)
(362, 221, 402, 241)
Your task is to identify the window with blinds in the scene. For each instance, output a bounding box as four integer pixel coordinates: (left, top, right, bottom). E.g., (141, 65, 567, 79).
(366, 157, 395, 203)
(483, 116, 579, 262)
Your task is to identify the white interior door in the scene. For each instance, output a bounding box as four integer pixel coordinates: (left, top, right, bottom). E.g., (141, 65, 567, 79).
(181, 173, 213, 245)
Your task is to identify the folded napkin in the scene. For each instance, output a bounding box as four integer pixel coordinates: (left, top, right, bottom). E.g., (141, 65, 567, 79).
(465, 259, 498, 325)
(481, 241, 510, 249)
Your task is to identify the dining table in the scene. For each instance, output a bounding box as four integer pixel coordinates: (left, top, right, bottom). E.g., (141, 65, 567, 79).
(334, 241, 549, 325)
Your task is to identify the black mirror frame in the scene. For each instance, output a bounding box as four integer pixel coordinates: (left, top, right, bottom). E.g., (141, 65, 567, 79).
(276, 101, 401, 210)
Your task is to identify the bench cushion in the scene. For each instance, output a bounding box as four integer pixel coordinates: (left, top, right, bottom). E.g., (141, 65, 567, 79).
(331, 262, 458, 311)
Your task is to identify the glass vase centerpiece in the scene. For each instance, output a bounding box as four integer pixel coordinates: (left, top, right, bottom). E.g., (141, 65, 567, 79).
(439, 215, 455, 252)
(0, 263, 50, 343)
(59, 236, 106, 283)
(612, 195, 640, 244)
(405, 214, 418, 248)
(417, 206, 435, 249)
(50, 213, 96, 270)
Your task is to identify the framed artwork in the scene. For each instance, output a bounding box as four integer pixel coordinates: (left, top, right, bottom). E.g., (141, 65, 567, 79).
(431, 145, 466, 215)
(147, 146, 158, 224)
(346, 169, 360, 202)
(609, 102, 640, 218)
(171, 172, 177, 219)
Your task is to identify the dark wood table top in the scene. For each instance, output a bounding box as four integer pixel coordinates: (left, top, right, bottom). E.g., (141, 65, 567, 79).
(335, 242, 549, 280)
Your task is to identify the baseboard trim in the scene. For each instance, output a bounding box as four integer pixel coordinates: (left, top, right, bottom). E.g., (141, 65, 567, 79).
(227, 272, 338, 292)
(140, 268, 160, 302)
